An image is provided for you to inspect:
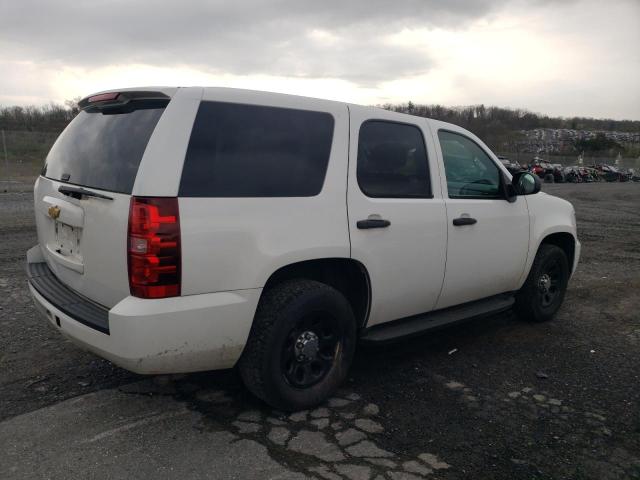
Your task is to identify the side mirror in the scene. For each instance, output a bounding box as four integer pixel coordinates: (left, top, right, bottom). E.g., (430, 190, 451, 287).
(501, 172, 518, 203)
(512, 171, 542, 196)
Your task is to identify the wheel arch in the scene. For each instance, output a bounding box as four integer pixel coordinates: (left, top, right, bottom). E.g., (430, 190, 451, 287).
(539, 232, 576, 269)
(262, 258, 371, 329)
(518, 227, 578, 290)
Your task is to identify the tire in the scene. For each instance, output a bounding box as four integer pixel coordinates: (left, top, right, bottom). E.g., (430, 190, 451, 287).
(544, 173, 555, 183)
(515, 244, 570, 322)
(238, 279, 357, 411)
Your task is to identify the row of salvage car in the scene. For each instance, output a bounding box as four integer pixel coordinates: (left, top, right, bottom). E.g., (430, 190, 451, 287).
(498, 156, 640, 183)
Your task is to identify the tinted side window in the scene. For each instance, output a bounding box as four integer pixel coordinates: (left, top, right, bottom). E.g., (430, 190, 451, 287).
(357, 121, 431, 198)
(437, 130, 501, 199)
(179, 102, 334, 197)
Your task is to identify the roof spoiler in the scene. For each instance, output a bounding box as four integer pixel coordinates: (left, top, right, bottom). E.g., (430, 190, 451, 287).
(78, 91, 170, 111)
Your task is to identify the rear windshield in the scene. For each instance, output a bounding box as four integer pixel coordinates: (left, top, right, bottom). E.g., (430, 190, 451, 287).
(179, 101, 334, 197)
(43, 106, 165, 194)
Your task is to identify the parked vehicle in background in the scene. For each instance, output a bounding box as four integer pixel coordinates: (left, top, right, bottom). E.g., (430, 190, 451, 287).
(591, 164, 633, 182)
(551, 164, 566, 183)
(26, 87, 581, 410)
(564, 166, 599, 183)
(592, 164, 620, 182)
(528, 159, 548, 178)
(498, 156, 525, 175)
(564, 166, 582, 183)
(529, 159, 565, 183)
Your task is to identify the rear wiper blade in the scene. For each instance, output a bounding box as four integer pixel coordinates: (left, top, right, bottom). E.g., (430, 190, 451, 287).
(58, 185, 113, 200)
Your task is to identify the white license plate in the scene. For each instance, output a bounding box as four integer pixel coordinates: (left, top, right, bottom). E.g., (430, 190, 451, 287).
(54, 222, 82, 257)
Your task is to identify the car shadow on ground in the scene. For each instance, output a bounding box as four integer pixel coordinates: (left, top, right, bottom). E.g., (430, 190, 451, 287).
(117, 312, 521, 479)
(143, 306, 638, 480)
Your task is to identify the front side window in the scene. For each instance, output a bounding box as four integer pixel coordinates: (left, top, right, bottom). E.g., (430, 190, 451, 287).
(438, 130, 501, 199)
(357, 120, 431, 198)
(179, 102, 334, 197)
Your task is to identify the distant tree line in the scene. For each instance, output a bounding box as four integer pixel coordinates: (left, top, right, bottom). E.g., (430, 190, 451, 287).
(386, 102, 640, 134)
(0, 100, 80, 133)
(1, 99, 638, 154)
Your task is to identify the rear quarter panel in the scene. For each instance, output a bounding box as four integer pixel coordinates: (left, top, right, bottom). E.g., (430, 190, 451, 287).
(178, 90, 351, 295)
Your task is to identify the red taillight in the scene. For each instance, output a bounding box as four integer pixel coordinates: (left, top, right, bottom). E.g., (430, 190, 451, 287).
(128, 197, 181, 299)
(88, 92, 120, 103)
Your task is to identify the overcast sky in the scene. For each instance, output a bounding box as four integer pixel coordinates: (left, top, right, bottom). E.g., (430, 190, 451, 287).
(1, 0, 639, 119)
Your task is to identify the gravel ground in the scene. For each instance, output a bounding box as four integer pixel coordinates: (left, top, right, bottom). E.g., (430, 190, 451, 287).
(1, 182, 638, 479)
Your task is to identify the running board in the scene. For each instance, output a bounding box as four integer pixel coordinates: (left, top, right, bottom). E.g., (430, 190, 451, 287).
(359, 294, 515, 344)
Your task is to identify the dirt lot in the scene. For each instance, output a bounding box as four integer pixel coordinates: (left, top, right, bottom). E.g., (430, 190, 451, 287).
(1, 182, 638, 479)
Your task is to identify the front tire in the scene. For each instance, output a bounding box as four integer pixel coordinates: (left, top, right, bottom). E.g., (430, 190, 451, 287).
(238, 279, 356, 411)
(515, 244, 570, 322)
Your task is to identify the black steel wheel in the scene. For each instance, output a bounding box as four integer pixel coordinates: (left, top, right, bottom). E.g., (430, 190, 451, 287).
(537, 259, 562, 308)
(281, 313, 342, 388)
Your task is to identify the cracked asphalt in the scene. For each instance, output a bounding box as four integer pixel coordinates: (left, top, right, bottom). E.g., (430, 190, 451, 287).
(1, 182, 639, 480)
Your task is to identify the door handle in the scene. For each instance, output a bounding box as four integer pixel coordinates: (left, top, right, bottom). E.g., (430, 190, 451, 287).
(357, 219, 391, 229)
(452, 217, 477, 226)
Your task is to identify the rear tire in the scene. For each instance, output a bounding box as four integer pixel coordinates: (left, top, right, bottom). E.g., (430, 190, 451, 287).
(515, 244, 569, 322)
(238, 279, 356, 411)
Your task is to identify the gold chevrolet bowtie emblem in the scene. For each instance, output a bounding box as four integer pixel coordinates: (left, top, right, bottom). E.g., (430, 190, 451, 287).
(48, 205, 61, 220)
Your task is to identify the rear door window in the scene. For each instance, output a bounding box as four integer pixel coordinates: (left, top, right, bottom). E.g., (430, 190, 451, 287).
(43, 107, 165, 194)
(179, 102, 334, 197)
(356, 120, 431, 198)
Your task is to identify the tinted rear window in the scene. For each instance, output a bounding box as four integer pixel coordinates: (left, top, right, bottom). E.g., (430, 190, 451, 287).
(43, 106, 165, 194)
(179, 101, 334, 197)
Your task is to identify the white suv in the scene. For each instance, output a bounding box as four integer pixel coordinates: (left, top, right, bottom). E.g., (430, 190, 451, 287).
(27, 87, 580, 410)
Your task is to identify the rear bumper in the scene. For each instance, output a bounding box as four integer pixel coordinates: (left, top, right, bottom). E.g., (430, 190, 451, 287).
(27, 260, 110, 334)
(27, 247, 261, 374)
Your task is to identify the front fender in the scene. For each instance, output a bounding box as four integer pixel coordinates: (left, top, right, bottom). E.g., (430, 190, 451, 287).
(517, 192, 578, 288)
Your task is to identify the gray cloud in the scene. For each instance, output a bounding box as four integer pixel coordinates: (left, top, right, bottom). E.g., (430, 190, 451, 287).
(0, 0, 511, 84)
(2, 0, 638, 119)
